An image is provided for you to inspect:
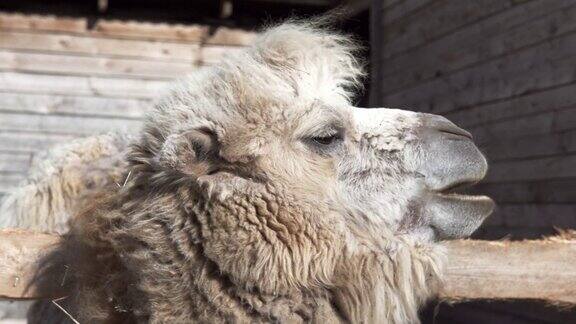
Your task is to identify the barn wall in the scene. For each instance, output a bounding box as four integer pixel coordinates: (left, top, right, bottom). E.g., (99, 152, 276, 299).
(371, 0, 576, 240)
(0, 13, 256, 200)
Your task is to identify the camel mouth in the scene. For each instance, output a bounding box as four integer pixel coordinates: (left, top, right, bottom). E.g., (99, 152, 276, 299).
(428, 179, 495, 240)
(436, 178, 482, 196)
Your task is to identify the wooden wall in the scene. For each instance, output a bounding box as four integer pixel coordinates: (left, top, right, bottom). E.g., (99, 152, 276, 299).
(0, 13, 256, 200)
(371, 0, 576, 240)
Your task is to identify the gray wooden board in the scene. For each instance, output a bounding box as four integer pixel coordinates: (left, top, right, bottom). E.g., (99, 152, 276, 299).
(0, 151, 32, 173)
(481, 129, 576, 162)
(0, 50, 195, 79)
(484, 154, 576, 183)
(379, 0, 576, 93)
(446, 82, 576, 128)
(0, 92, 151, 118)
(494, 204, 576, 228)
(0, 131, 78, 152)
(0, 112, 142, 135)
(473, 178, 576, 204)
(0, 72, 170, 99)
(469, 106, 576, 144)
(0, 172, 25, 193)
(0, 31, 199, 62)
(379, 0, 515, 60)
(382, 32, 576, 114)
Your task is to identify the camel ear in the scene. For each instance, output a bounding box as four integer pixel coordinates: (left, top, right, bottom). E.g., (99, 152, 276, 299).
(157, 128, 219, 177)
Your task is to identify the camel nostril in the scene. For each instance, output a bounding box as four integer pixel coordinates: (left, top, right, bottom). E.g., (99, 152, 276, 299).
(439, 128, 473, 140)
(420, 114, 473, 140)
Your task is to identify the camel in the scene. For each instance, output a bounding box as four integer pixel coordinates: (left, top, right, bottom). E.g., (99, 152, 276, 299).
(0, 21, 494, 323)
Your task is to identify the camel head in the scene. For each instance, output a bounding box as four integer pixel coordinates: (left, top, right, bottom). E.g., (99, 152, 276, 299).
(141, 22, 493, 250)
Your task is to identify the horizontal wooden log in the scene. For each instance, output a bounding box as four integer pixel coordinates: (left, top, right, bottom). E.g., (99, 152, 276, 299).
(441, 238, 576, 304)
(0, 230, 62, 299)
(0, 230, 575, 304)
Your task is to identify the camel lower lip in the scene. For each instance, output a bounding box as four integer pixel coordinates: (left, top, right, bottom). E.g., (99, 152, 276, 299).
(428, 193, 495, 240)
(435, 192, 494, 203)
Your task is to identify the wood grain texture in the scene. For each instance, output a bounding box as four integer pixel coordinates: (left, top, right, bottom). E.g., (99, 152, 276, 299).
(441, 238, 576, 304)
(0, 112, 142, 135)
(379, 0, 513, 60)
(0, 72, 170, 99)
(0, 173, 25, 193)
(380, 0, 576, 94)
(372, 0, 576, 243)
(0, 13, 257, 45)
(0, 92, 151, 118)
(0, 230, 63, 299)
(1, 230, 574, 304)
(0, 13, 256, 199)
(0, 31, 199, 62)
(0, 50, 195, 79)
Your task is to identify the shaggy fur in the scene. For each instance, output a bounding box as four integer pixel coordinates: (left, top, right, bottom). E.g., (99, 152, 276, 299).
(0, 20, 493, 323)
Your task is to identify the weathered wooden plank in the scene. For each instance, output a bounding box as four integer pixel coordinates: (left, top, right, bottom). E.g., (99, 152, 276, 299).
(379, 0, 515, 60)
(381, 0, 436, 25)
(92, 20, 209, 42)
(0, 72, 170, 99)
(0, 152, 32, 173)
(470, 107, 576, 144)
(473, 178, 576, 204)
(493, 204, 576, 228)
(484, 154, 576, 183)
(382, 32, 576, 114)
(481, 129, 576, 162)
(0, 50, 195, 79)
(0, 112, 142, 135)
(441, 239, 576, 304)
(0, 31, 199, 62)
(205, 27, 258, 46)
(556, 108, 576, 133)
(0, 132, 76, 153)
(447, 82, 576, 128)
(0, 92, 151, 118)
(382, 0, 403, 11)
(0, 173, 25, 193)
(0, 13, 87, 34)
(379, 0, 576, 94)
(0, 230, 63, 299)
(1, 231, 574, 304)
(200, 45, 245, 64)
(0, 13, 257, 45)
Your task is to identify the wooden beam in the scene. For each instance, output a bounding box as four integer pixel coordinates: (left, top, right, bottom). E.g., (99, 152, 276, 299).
(1, 229, 575, 304)
(0, 230, 61, 299)
(441, 236, 576, 304)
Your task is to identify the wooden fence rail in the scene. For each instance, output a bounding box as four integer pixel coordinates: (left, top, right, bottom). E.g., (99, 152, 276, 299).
(1, 229, 575, 304)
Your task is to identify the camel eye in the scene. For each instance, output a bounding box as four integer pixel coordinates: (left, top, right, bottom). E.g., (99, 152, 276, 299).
(304, 130, 344, 154)
(311, 134, 340, 146)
